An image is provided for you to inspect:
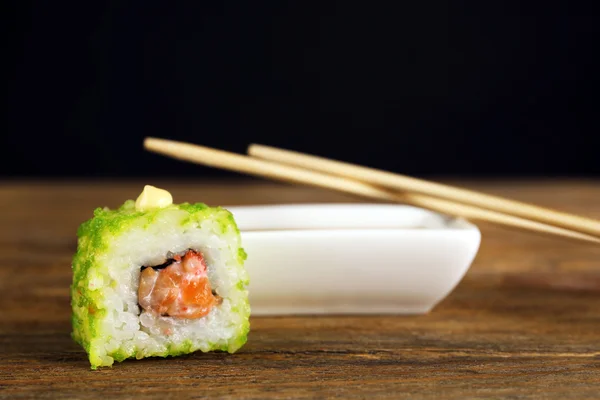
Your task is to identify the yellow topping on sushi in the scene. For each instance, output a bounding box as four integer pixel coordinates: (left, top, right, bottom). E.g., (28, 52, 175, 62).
(135, 185, 173, 211)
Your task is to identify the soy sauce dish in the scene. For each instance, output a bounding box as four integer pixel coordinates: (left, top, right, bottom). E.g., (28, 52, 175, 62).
(227, 203, 481, 316)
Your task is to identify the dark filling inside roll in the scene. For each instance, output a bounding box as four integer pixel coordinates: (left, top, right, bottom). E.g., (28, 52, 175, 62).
(140, 258, 174, 272)
(137, 249, 222, 319)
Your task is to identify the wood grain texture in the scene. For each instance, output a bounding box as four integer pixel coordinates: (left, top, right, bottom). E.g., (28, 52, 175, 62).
(1, 179, 600, 399)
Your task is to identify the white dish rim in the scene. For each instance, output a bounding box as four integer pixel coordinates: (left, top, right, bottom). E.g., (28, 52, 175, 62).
(225, 203, 479, 233)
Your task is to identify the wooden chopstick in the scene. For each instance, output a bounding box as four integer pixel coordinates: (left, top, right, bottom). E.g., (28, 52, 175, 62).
(248, 144, 600, 239)
(143, 137, 600, 245)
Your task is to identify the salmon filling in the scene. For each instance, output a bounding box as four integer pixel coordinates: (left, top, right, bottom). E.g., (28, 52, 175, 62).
(138, 249, 221, 319)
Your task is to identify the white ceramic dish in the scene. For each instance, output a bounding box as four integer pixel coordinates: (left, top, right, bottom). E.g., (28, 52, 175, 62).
(226, 204, 481, 316)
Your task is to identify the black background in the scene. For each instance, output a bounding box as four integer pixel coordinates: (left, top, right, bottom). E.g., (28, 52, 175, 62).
(5, 2, 600, 178)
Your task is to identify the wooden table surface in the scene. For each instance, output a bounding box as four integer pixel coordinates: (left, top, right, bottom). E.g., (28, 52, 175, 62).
(1, 179, 600, 399)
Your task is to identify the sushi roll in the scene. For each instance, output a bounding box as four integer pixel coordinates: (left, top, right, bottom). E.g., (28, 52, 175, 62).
(70, 185, 250, 369)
